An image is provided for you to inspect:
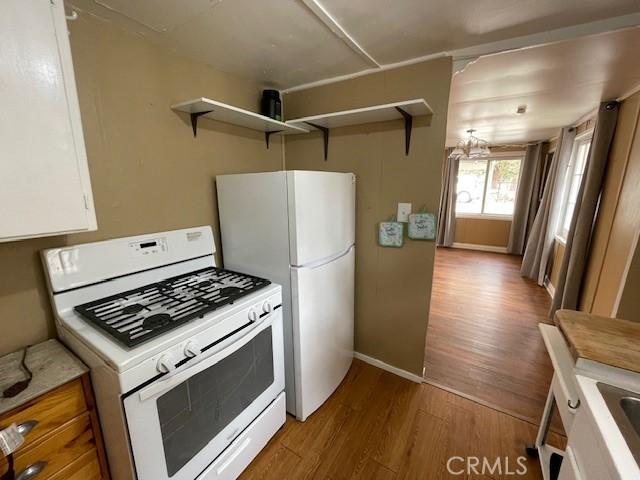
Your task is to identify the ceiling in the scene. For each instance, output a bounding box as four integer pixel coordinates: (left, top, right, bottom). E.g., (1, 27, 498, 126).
(68, 0, 640, 89)
(447, 26, 640, 146)
(322, 0, 640, 65)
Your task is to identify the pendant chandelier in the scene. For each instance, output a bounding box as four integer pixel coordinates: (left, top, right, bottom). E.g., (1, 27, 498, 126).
(449, 129, 491, 158)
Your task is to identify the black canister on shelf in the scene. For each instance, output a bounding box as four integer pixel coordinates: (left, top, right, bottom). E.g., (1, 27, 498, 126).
(261, 89, 282, 121)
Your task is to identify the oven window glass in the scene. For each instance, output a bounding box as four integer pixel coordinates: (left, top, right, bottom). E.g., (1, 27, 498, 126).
(156, 327, 274, 476)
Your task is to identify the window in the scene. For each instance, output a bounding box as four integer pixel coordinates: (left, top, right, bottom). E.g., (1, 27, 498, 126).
(456, 157, 522, 216)
(557, 136, 591, 241)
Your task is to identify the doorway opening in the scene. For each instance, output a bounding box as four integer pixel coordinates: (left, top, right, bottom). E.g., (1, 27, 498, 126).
(424, 247, 556, 426)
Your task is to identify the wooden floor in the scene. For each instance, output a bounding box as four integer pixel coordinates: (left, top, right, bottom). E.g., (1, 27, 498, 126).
(424, 248, 557, 428)
(241, 359, 564, 480)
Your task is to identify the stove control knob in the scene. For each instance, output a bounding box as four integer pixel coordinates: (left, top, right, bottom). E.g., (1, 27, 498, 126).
(184, 340, 201, 358)
(262, 301, 273, 314)
(248, 309, 259, 322)
(156, 354, 175, 374)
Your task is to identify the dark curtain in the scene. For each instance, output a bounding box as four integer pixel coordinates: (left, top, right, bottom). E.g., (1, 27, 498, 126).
(507, 142, 544, 254)
(521, 128, 576, 285)
(551, 101, 620, 315)
(437, 150, 459, 247)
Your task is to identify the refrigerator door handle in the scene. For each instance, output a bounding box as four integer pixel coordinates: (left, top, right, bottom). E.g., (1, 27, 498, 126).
(291, 244, 354, 270)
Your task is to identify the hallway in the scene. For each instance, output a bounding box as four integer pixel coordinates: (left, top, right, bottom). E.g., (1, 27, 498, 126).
(424, 247, 556, 427)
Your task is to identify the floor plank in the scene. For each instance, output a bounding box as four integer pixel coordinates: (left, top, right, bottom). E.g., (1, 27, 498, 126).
(395, 409, 448, 480)
(371, 374, 423, 472)
(240, 360, 562, 480)
(357, 459, 397, 480)
(424, 247, 563, 433)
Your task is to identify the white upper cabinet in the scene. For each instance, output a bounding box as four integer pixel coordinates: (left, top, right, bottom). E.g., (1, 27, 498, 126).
(0, 0, 96, 242)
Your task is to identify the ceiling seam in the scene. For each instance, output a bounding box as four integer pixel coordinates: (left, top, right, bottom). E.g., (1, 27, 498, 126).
(282, 12, 640, 93)
(300, 0, 381, 68)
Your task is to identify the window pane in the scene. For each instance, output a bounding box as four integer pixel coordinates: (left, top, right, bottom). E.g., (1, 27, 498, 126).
(575, 142, 589, 173)
(559, 138, 590, 239)
(484, 159, 522, 215)
(456, 159, 487, 214)
(567, 173, 583, 207)
(563, 200, 576, 235)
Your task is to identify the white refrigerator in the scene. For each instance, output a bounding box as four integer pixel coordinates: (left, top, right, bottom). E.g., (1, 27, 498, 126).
(217, 170, 355, 421)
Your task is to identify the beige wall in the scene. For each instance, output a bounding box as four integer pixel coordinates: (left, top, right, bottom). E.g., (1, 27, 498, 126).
(283, 58, 452, 376)
(0, 12, 283, 356)
(581, 92, 640, 316)
(454, 218, 511, 247)
(617, 238, 640, 321)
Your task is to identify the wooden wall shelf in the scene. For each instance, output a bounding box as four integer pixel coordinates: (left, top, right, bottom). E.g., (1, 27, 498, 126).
(286, 99, 433, 159)
(171, 97, 309, 148)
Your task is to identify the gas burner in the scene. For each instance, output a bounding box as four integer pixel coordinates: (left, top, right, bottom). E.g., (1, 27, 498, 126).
(123, 304, 144, 314)
(143, 313, 171, 330)
(74, 267, 270, 348)
(218, 286, 243, 297)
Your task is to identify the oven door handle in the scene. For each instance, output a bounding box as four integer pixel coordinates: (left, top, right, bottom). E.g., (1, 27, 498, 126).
(137, 313, 274, 402)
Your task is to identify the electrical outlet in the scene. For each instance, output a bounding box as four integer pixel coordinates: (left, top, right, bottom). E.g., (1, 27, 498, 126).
(397, 203, 412, 222)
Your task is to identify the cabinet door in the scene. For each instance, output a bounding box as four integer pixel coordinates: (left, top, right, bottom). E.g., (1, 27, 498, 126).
(0, 0, 96, 242)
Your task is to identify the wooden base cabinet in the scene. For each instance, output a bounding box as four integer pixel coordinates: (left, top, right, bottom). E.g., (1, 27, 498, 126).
(0, 375, 109, 480)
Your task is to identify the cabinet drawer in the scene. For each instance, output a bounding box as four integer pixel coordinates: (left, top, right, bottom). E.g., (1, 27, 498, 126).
(49, 448, 102, 480)
(1, 412, 95, 480)
(198, 392, 286, 480)
(0, 380, 87, 452)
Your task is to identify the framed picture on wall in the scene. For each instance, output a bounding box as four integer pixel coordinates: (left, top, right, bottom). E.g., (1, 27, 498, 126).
(408, 212, 436, 240)
(378, 221, 404, 247)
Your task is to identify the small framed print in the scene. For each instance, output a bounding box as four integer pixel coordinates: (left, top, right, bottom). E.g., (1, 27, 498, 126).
(408, 212, 436, 240)
(378, 221, 404, 247)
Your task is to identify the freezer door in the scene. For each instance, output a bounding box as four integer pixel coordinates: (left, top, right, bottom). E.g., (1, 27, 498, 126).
(291, 246, 354, 421)
(287, 171, 355, 266)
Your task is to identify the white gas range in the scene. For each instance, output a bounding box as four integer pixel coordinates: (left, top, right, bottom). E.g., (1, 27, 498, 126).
(41, 226, 285, 480)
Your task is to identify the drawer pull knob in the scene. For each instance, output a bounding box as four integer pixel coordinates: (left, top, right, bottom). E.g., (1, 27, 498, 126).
(16, 461, 47, 480)
(16, 420, 38, 437)
(568, 399, 580, 410)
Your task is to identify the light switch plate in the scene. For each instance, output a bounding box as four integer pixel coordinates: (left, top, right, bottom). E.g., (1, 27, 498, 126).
(397, 203, 412, 222)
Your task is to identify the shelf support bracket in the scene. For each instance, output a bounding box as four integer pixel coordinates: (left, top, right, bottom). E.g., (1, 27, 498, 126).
(190, 110, 213, 137)
(265, 130, 282, 149)
(306, 122, 329, 161)
(395, 107, 413, 156)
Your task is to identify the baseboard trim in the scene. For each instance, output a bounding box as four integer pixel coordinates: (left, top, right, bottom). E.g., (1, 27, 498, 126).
(354, 352, 423, 383)
(451, 242, 509, 254)
(544, 277, 556, 299)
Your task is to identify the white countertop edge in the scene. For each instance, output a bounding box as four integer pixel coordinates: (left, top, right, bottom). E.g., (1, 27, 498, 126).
(575, 374, 640, 479)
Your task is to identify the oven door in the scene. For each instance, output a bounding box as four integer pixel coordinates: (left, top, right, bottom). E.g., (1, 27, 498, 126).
(123, 309, 284, 480)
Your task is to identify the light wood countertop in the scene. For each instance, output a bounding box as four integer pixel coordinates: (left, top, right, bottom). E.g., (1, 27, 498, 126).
(0, 339, 88, 416)
(555, 309, 640, 374)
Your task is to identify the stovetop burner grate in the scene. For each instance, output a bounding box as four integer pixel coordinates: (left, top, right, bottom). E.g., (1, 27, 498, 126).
(74, 267, 271, 348)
